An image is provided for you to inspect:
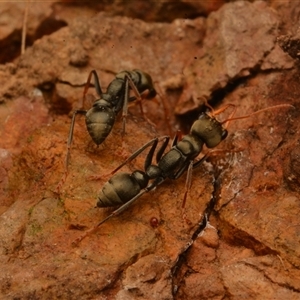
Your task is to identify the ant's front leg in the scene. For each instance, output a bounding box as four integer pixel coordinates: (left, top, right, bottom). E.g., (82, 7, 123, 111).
(82, 70, 103, 108)
(56, 70, 104, 193)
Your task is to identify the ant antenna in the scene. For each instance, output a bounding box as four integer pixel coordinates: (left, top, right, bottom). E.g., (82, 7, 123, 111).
(221, 104, 294, 125)
(201, 99, 293, 129)
(202, 98, 237, 129)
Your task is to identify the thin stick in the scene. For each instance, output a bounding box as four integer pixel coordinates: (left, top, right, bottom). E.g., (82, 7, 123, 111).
(21, 0, 30, 55)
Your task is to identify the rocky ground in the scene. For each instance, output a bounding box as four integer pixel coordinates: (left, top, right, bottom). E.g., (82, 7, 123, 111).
(0, 1, 300, 299)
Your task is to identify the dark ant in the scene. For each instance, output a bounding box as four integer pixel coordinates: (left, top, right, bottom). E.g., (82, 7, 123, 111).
(73, 103, 293, 245)
(56, 69, 157, 192)
(66, 69, 157, 169)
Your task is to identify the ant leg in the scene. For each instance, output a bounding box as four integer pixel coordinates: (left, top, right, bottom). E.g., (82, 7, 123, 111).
(66, 71, 103, 169)
(117, 75, 148, 149)
(165, 131, 186, 179)
(73, 141, 169, 245)
(126, 75, 157, 129)
(72, 186, 153, 246)
(155, 130, 181, 164)
(181, 152, 211, 218)
(89, 70, 103, 97)
(144, 137, 170, 170)
(114, 136, 170, 173)
(120, 76, 130, 144)
(155, 136, 170, 163)
(171, 151, 210, 224)
(182, 161, 193, 210)
(179, 148, 244, 220)
(55, 109, 87, 193)
(172, 130, 182, 146)
(105, 136, 169, 177)
(88, 136, 169, 181)
(82, 70, 103, 108)
(65, 110, 87, 169)
(113, 137, 157, 174)
(171, 145, 207, 182)
(89, 137, 159, 181)
(181, 160, 194, 224)
(56, 71, 104, 193)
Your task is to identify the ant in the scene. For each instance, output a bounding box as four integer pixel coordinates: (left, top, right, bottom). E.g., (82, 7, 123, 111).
(72, 102, 293, 245)
(55, 69, 157, 192)
(66, 69, 157, 170)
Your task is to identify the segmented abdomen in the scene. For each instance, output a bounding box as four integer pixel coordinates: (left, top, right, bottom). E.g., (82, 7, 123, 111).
(97, 173, 141, 207)
(85, 105, 115, 145)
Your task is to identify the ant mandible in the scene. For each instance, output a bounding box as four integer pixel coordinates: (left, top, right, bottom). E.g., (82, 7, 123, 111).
(73, 102, 293, 245)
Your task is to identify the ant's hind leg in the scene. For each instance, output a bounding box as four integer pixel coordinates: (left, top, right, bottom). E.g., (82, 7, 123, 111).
(181, 160, 194, 225)
(126, 75, 157, 130)
(72, 189, 148, 246)
(119, 75, 154, 146)
(55, 109, 87, 193)
(56, 70, 104, 193)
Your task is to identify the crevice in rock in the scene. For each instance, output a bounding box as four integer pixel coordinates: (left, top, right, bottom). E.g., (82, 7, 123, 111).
(37, 82, 72, 115)
(171, 173, 221, 297)
(218, 220, 279, 257)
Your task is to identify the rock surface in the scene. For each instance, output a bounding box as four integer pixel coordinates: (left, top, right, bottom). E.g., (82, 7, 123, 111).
(176, 1, 294, 115)
(0, 1, 300, 299)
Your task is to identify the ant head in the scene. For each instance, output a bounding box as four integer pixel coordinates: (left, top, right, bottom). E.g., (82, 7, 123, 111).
(146, 88, 157, 99)
(129, 69, 157, 99)
(196, 102, 293, 148)
(191, 113, 228, 148)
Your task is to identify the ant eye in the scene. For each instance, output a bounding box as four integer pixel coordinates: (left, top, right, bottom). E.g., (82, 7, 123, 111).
(221, 130, 228, 140)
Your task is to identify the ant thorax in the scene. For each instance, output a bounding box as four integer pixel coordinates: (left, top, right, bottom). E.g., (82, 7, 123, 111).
(92, 98, 114, 109)
(176, 135, 204, 158)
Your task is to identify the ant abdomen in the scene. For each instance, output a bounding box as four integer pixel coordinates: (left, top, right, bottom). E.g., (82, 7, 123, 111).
(85, 100, 116, 145)
(97, 171, 148, 207)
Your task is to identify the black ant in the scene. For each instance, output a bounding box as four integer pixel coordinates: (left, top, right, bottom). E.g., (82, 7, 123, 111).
(72, 103, 293, 245)
(56, 69, 157, 192)
(66, 69, 157, 169)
